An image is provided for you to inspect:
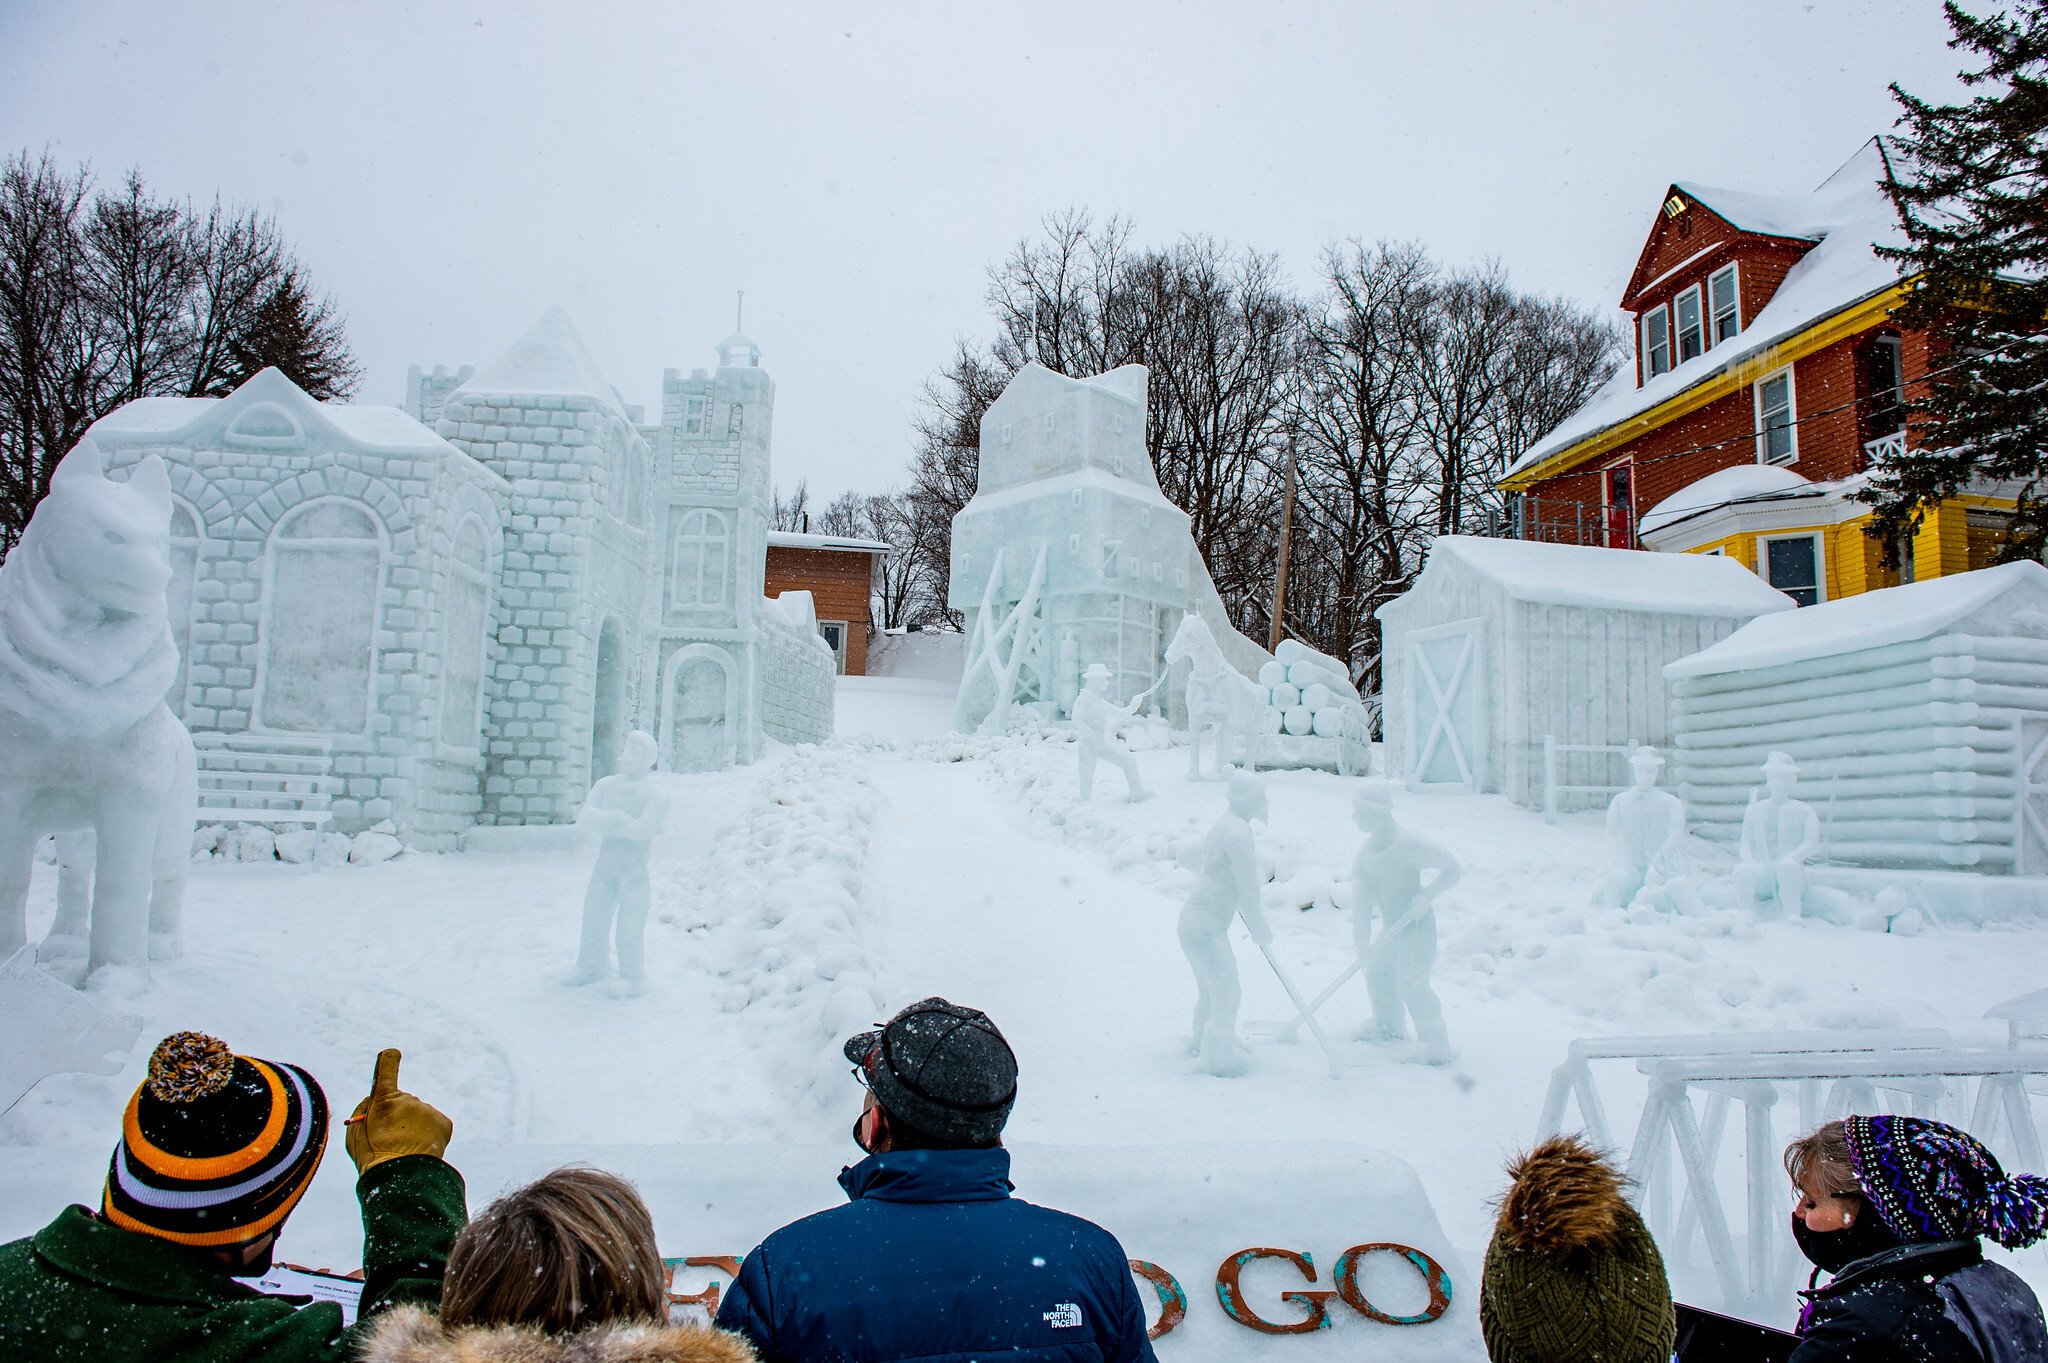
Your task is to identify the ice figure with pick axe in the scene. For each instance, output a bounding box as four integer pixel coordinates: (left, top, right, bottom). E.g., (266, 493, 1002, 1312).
(1286, 781, 1461, 1065)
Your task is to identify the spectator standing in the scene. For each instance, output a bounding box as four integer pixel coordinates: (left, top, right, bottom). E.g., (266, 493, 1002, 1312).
(362, 1167, 755, 1363)
(716, 996, 1157, 1363)
(1785, 1116, 2048, 1362)
(1479, 1134, 1676, 1363)
(0, 1033, 465, 1362)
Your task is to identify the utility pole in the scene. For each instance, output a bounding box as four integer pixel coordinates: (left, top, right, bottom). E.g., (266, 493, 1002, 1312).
(1268, 438, 1297, 652)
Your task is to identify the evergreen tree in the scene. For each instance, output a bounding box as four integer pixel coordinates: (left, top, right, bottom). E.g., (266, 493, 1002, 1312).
(1866, 0, 2048, 560)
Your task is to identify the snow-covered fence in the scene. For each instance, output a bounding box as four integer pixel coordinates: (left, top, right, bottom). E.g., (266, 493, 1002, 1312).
(1627, 1046, 2048, 1312)
(1540, 737, 1637, 825)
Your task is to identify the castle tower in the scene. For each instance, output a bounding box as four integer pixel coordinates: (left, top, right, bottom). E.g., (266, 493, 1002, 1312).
(648, 331, 779, 770)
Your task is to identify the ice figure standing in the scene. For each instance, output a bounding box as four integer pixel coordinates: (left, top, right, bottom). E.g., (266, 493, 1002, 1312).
(1349, 782, 1459, 1064)
(1073, 663, 1150, 802)
(1604, 747, 1699, 913)
(567, 730, 667, 993)
(1737, 750, 1821, 917)
(0, 440, 196, 981)
(1178, 774, 1271, 1076)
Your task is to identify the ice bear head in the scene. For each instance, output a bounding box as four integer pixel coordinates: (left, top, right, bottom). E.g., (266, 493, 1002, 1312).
(27, 439, 175, 619)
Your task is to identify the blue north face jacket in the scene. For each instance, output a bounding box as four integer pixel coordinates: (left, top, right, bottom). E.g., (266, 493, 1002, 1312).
(715, 1147, 1157, 1363)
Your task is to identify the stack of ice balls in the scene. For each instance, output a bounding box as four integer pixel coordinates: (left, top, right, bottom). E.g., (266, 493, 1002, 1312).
(1257, 640, 1364, 738)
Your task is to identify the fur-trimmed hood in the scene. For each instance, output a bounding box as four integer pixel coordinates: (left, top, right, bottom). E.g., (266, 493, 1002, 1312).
(358, 1305, 758, 1363)
(1492, 1134, 1635, 1255)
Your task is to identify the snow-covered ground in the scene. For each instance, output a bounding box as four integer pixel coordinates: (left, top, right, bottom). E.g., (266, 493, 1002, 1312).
(4, 686, 2046, 1355)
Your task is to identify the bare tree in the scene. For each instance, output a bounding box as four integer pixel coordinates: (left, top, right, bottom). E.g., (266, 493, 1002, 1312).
(771, 477, 811, 532)
(0, 151, 360, 551)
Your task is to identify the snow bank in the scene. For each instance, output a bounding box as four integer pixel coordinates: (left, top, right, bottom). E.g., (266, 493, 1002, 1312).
(678, 745, 890, 1118)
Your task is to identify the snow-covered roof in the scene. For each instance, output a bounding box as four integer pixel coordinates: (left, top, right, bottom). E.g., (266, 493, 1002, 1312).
(452, 305, 631, 419)
(1668, 561, 2048, 678)
(766, 530, 890, 554)
(1394, 535, 1796, 618)
(1510, 139, 1905, 479)
(1637, 464, 1818, 537)
(85, 368, 453, 456)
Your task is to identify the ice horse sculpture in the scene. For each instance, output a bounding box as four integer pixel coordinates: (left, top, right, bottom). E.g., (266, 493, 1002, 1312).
(0, 440, 197, 978)
(948, 362, 1271, 733)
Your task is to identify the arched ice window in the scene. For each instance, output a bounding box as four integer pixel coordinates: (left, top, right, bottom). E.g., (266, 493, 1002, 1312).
(439, 517, 492, 748)
(166, 504, 200, 716)
(669, 509, 729, 609)
(258, 500, 382, 733)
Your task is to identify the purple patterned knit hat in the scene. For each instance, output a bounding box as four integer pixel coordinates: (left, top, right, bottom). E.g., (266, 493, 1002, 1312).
(1844, 1115, 2048, 1250)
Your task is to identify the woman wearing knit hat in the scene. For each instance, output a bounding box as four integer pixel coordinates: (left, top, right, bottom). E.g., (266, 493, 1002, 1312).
(1479, 1135, 1677, 1363)
(1784, 1115, 2048, 1362)
(0, 1031, 469, 1363)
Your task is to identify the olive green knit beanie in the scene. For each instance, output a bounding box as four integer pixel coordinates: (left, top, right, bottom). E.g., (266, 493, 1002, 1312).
(1480, 1136, 1676, 1363)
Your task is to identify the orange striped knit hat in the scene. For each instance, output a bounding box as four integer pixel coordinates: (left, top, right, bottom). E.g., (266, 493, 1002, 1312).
(103, 1032, 329, 1247)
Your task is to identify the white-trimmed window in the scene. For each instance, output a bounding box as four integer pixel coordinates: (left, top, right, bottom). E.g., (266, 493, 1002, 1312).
(1674, 285, 1704, 363)
(1756, 369, 1796, 464)
(1641, 306, 1672, 380)
(1761, 532, 1824, 607)
(669, 509, 730, 609)
(439, 517, 492, 749)
(259, 500, 383, 733)
(1709, 264, 1740, 342)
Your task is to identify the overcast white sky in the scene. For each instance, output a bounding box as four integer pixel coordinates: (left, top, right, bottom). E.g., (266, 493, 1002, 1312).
(2, 1, 1967, 501)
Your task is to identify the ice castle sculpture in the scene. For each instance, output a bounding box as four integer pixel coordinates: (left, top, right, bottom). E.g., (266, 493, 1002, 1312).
(79, 308, 834, 850)
(948, 363, 1269, 731)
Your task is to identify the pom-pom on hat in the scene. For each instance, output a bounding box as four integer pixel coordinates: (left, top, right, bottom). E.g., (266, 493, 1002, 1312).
(1480, 1136, 1676, 1363)
(1845, 1115, 2048, 1250)
(103, 1031, 329, 1248)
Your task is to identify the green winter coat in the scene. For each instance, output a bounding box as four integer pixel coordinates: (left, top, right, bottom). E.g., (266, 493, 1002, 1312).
(0, 1153, 466, 1363)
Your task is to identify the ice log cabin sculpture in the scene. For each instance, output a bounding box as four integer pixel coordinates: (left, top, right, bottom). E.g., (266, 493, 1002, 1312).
(0, 441, 197, 977)
(947, 362, 1271, 734)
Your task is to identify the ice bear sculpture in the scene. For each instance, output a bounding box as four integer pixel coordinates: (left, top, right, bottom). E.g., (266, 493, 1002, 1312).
(0, 441, 196, 980)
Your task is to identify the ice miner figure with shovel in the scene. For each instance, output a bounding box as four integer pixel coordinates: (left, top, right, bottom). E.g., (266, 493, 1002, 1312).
(1347, 781, 1460, 1063)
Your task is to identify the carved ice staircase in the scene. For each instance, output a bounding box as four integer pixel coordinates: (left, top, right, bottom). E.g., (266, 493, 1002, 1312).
(192, 735, 340, 830)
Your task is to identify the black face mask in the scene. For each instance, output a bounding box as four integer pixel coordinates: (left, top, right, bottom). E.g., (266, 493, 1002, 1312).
(1792, 1208, 1903, 1274)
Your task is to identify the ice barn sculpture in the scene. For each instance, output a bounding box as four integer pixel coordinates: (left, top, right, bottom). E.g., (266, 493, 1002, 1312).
(948, 363, 1269, 732)
(1667, 561, 2048, 873)
(80, 308, 834, 849)
(1377, 536, 1792, 809)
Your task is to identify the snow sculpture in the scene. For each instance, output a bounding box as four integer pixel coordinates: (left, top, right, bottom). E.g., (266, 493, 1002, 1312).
(0, 946, 143, 1116)
(0, 441, 196, 978)
(1255, 640, 1372, 776)
(948, 362, 1271, 733)
(1604, 747, 1700, 913)
(1167, 614, 1272, 779)
(1667, 562, 2048, 874)
(1736, 751, 1821, 918)
(1073, 664, 1152, 802)
(1349, 782, 1459, 1064)
(567, 730, 668, 993)
(1178, 774, 1272, 1076)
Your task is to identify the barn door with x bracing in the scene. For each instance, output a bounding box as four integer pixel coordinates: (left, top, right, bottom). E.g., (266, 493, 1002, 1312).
(2019, 718, 2048, 874)
(1406, 619, 1486, 790)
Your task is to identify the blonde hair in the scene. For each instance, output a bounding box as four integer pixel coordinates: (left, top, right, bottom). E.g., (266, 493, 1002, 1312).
(1784, 1120, 1863, 1200)
(440, 1167, 667, 1334)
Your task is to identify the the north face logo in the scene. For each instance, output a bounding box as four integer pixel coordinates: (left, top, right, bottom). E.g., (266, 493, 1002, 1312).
(1043, 1303, 1083, 1329)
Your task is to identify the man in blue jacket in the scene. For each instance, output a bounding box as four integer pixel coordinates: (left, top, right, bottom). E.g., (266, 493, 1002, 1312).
(716, 997, 1158, 1363)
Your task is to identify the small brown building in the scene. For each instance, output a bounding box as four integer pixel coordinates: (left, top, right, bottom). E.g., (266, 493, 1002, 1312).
(764, 530, 888, 674)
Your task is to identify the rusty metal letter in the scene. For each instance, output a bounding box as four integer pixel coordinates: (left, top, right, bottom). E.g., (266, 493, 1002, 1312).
(664, 1255, 744, 1316)
(1129, 1259, 1187, 1340)
(1333, 1243, 1453, 1325)
(1214, 1247, 1334, 1334)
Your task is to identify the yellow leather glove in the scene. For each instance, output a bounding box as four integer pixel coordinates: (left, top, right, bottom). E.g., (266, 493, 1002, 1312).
(344, 1048, 453, 1175)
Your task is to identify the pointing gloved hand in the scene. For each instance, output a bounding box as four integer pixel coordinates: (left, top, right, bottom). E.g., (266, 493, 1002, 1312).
(344, 1048, 453, 1175)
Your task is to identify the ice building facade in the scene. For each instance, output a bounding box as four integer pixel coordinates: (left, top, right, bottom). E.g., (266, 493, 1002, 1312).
(81, 308, 833, 850)
(947, 362, 1268, 730)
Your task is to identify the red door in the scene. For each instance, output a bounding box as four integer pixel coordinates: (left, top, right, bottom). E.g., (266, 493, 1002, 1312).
(1603, 464, 1634, 549)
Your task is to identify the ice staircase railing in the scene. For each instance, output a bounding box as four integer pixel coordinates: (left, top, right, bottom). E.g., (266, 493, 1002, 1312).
(193, 734, 341, 830)
(1538, 1031, 2048, 1315)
